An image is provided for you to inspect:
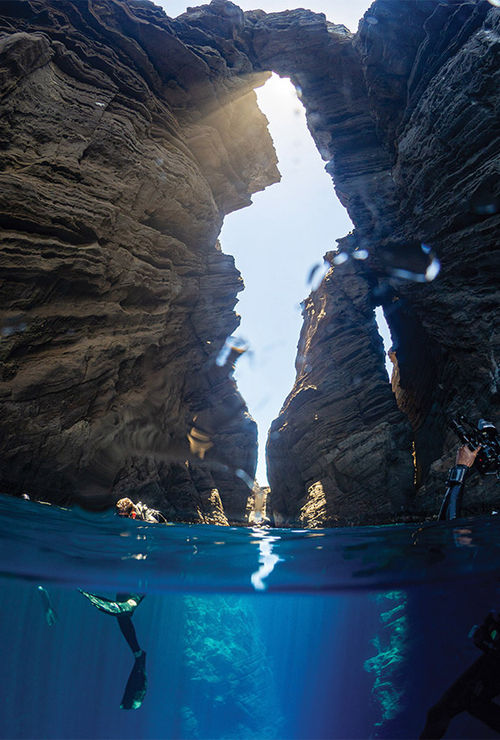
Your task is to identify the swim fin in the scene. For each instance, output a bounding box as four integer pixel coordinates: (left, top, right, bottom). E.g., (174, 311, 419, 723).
(120, 651, 147, 710)
(79, 590, 143, 616)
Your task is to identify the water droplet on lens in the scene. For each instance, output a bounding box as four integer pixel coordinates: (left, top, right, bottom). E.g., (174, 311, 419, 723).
(425, 257, 441, 282)
(307, 263, 321, 284)
(474, 202, 498, 215)
(333, 252, 349, 266)
(235, 468, 255, 490)
(352, 249, 369, 260)
(1, 320, 28, 337)
(216, 343, 231, 367)
(365, 15, 378, 24)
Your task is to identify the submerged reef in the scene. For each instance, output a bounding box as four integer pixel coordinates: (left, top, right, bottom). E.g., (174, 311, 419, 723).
(0, 0, 498, 524)
(364, 591, 409, 730)
(182, 596, 281, 738)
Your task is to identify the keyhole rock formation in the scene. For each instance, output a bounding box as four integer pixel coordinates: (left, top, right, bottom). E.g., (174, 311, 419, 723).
(0, 0, 498, 525)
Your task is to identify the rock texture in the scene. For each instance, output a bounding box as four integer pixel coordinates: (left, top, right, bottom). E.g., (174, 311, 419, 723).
(0, 0, 279, 521)
(264, 0, 500, 523)
(1, 0, 498, 525)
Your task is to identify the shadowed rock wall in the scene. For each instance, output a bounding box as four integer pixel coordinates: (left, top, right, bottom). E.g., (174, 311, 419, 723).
(0, 0, 279, 521)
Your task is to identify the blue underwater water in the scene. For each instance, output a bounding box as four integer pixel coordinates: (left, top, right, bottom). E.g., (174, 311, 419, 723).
(2, 495, 500, 739)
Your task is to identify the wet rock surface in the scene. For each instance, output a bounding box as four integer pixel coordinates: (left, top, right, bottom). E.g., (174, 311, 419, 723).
(0, 0, 498, 525)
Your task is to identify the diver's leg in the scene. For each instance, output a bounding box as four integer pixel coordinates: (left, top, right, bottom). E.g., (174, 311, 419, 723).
(420, 700, 456, 738)
(117, 614, 141, 656)
(421, 655, 492, 738)
(469, 699, 500, 733)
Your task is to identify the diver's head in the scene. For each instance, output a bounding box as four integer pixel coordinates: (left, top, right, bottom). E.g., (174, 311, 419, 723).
(116, 497, 136, 517)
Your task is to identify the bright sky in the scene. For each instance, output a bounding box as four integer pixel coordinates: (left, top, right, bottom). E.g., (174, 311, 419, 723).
(155, 0, 378, 484)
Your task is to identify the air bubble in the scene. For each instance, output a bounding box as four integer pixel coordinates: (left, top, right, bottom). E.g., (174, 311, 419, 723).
(365, 15, 378, 24)
(487, 0, 500, 7)
(352, 249, 369, 260)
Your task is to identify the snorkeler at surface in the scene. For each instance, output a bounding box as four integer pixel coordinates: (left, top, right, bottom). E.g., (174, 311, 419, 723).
(116, 496, 167, 523)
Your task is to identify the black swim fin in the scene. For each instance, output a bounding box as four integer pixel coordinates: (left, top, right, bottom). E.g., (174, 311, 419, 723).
(120, 651, 147, 710)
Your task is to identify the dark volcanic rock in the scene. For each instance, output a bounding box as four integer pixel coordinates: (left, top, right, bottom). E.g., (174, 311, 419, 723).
(267, 252, 413, 527)
(264, 0, 500, 523)
(0, 0, 279, 521)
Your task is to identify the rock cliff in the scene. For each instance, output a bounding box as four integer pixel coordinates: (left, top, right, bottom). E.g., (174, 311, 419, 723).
(264, 0, 500, 524)
(1, 0, 498, 525)
(0, 0, 279, 521)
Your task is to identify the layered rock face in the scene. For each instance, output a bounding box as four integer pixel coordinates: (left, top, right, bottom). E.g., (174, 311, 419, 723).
(0, 0, 279, 521)
(1, 0, 498, 526)
(264, 0, 500, 523)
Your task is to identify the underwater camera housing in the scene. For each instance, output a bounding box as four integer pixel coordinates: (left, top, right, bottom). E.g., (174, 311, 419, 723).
(471, 611, 500, 656)
(449, 416, 500, 476)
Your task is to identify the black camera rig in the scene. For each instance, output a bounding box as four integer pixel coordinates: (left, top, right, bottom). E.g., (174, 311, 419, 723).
(449, 415, 500, 477)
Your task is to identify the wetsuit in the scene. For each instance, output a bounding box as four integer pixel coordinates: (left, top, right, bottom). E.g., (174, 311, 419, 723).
(438, 464, 468, 521)
(80, 499, 163, 710)
(133, 502, 166, 523)
(421, 653, 500, 737)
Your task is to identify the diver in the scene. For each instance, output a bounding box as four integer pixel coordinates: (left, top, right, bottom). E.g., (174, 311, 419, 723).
(80, 496, 166, 709)
(420, 611, 500, 738)
(438, 444, 480, 520)
(79, 590, 147, 710)
(37, 585, 57, 626)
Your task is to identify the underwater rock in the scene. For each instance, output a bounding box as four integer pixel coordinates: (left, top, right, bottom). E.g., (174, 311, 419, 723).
(182, 595, 282, 738)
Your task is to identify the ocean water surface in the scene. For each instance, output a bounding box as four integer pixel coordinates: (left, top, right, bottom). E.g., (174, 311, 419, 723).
(1, 494, 500, 739)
